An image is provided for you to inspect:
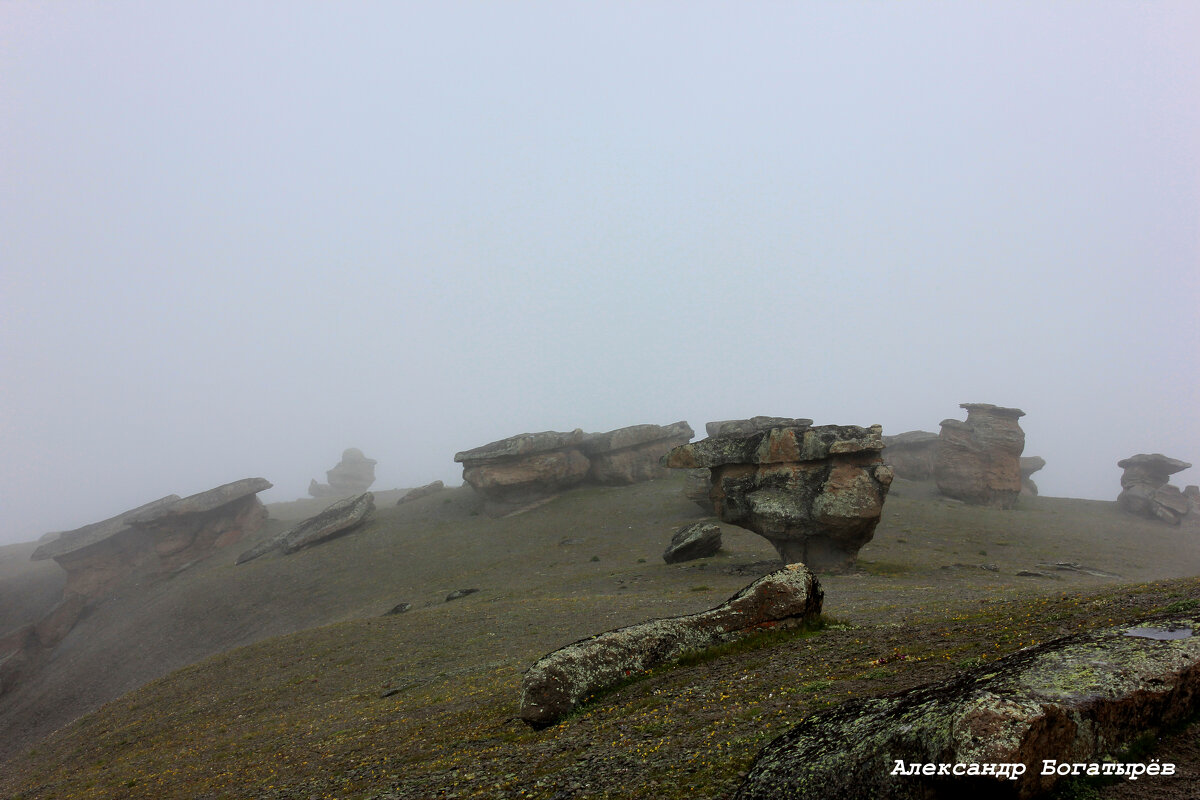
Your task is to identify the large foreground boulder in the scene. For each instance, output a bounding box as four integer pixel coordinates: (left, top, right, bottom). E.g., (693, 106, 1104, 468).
(736, 615, 1200, 799)
(665, 422, 893, 571)
(309, 448, 377, 497)
(519, 564, 822, 728)
(882, 431, 940, 481)
(1117, 454, 1192, 525)
(580, 421, 694, 485)
(237, 492, 375, 564)
(935, 404, 1026, 508)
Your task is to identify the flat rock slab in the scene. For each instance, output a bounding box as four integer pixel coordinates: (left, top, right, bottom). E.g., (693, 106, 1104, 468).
(663, 522, 722, 563)
(237, 492, 374, 563)
(736, 615, 1200, 800)
(519, 564, 822, 728)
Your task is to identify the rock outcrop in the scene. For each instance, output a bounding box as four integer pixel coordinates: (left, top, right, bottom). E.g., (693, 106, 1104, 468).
(663, 522, 722, 563)
(455, 430, 591, 516)
(396, 480, 445, 505)
(1117, 454, 1192, 525)
(455, 422, 697, 517)
(881, 431, 939, 481)
(309, 448, 377, 497)
(736, 615, 1200, 800)
(1019, 456, 1046, 496)
(934, 404, 1026, 508)
(706, 417, 813, 438)
(236, 492, 375, 564)
(665, 423, 892, 571)
(6, 478, 272, 696)
(519, 564, 822, 728)
(580, 421, 694, 485)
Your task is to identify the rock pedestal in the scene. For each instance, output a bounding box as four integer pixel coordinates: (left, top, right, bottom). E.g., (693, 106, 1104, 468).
(665, 422, 892, 571)
(1117, 454, 1192, 525)
(934, 404, 1025, 508)
(309, 448, 377, 497)
(881, 431, 939, 481)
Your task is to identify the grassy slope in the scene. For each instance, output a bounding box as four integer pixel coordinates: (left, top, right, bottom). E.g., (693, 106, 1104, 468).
(1, 475, 1199, 799)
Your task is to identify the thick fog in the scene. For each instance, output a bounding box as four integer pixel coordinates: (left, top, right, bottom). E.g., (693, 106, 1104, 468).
(2, 2, 1197, 545)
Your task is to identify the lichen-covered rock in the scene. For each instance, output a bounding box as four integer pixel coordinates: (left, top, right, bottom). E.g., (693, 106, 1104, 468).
(665, 424, 892, 571)
(580, 421, 694, 485)
(519, 564, 822, 728)
(1019, 456, 1046, 496)
(935, 404, 1026, 508)
(309, 448, 377, 497)
(237, 492, 375, 563)
(882, 431, 939, 481)
(736, 615, 1200, 800)
(396, 480, 445, 505)
(1117, 453, 1192, 525)
(455, 430, 590, 516)
(663, 522, 722, 563)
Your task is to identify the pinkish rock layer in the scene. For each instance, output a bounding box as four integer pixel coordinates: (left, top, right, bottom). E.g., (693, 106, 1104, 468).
(935, 404, 1025, 508)
(665, 423, 892, 571)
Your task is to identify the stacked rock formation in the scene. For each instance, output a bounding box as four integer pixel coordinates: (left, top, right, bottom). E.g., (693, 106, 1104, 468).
(1117, 453, 1192, 525)
(5, 478, 272, 696)
(1020, 455, 1046, 496)
(664, 420, 892, 571)
(934, 404, 1026, 508)
(580, 421, 694, 485)
(309, 448, 377, 497)
(455, 422, 693, 517)
(881, 430, 939, 481)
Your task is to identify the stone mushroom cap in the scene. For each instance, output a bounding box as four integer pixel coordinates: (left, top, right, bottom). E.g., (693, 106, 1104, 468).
(31, 494, 182, 561)
(1117, 454, 1191, 474)
(705, 417, 814, 438)
(665, 424, 883, 469)
(959, 403, 1026, 418)
(881, 430, 939, 447)
(453, 429, 585, 464)
(340, 448, 376, 465)
(1020, 456, 1047, 474)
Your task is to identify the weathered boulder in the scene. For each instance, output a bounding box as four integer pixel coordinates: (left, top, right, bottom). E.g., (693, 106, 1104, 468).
(663, 522, 722, 563)
(237, 492, 375, 564)
(935, 404, 1026, 508)
(1019, 456, 1046, 496)
(882, 431, 939, 481)
(683, 468, 715, 512)
(396, 480, 445, 505)
(309, 448, 377, 497)
(580, 421, 694, 485)
(455, 430, 591, 517)
(1186, 485, 1200, 513)
(1117, 454, 1192, 525)
(519, 564, 822, 728)
(665, 423, 893, 571)
(736, 615, 1200, 800)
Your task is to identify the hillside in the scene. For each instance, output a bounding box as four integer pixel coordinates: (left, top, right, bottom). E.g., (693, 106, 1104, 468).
(2, 474, 1199, 799)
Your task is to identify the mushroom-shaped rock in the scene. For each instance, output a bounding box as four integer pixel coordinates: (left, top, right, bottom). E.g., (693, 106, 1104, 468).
(665, 423, 892, 571)
(519, 564, 822, 728)
(454, 430, 590, 517)
(1117, 454, 1193, 525)
(579, 421, 694, 485)
(935, 403, 1026, 508)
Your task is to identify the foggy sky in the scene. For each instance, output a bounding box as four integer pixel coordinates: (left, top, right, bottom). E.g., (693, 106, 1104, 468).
(2, 2, 1198, 545)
